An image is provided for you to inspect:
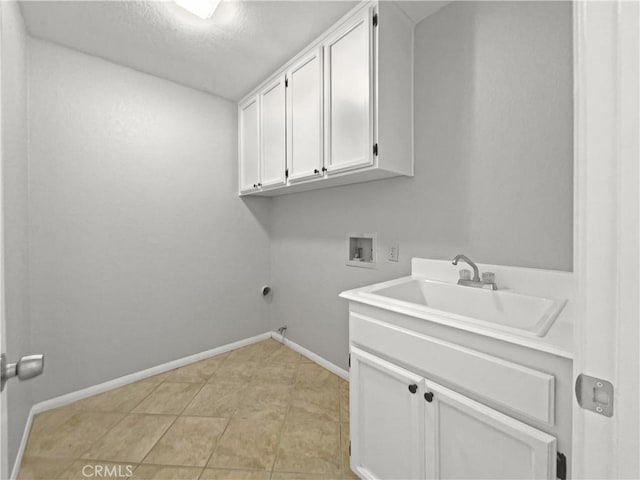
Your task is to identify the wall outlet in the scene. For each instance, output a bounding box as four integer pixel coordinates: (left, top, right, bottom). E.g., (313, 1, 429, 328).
(388, 243, 400, 262)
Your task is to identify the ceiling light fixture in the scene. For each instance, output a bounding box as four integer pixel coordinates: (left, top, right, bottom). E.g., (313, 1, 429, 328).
(174, 0, 221, 19)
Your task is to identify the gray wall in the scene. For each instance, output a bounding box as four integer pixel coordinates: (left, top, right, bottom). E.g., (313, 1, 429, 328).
(1, 1, 32, 469)
(28, 39, 271, 403)
(269, 1, 573, 369)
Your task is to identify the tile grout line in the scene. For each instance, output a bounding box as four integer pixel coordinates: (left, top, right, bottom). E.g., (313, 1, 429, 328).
(63, 411, 132, 469)
(53, 372, 170, 475)
(198, 355, 242, 478)
(271, 348, 328, 478)
(199, 416, 232, 479)
(268, 358, 302, 478)
(51, 416, 138, 480)
(130, 359, 230, 470)
(199, 344, 279, 475)
(136, 367, 221, 468)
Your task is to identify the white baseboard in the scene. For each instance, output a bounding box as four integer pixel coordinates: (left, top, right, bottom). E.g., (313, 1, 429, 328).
(270, 331, 350, 381)
(10, 408, 33, 480)
(10, 331, 271, 480)
(30, 332, 272, 415)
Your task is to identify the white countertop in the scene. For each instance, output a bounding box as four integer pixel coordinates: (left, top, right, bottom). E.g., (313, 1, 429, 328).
(340, 258, 575, 359)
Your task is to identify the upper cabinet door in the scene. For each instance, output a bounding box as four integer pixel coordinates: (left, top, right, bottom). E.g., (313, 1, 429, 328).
(260, 75, 287, 189)
(239, 95, 260, 193)
(350, 347, 425, 480)
(424, 379, 557, 480)
(287, 48, 324, 183)
(323, 8, 374, 175)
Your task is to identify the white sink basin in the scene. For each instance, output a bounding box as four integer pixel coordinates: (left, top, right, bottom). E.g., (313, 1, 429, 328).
(357, 278, 567, 337)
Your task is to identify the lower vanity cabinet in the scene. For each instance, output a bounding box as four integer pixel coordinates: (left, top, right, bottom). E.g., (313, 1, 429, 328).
(423, 380, 556, 480)
(350, 348, 425, 480)
(350, 347, 557, 480)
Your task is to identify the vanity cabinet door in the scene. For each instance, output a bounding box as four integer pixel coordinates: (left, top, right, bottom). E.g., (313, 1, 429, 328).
(350, 347, 424, 480)
(287, 48, 324, 183)
(238, 95, 260, 193)
(424, 379, 556, 480)
(323, 7, 374, 175)
(259, 76, 287, 189)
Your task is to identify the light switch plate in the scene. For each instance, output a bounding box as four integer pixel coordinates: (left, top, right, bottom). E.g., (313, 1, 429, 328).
(388, 243, 399, 262)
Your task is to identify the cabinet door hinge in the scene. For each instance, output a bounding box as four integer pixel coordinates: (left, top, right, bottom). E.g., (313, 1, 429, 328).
(348, 354, 351, 368)
(285, 168, 289, 179)
(557, 452, 567, 480)
(285, 77, 289, 88)
(373, 13, 378, 27)
(349, 441, 351, 456)
(373, 143, 378, 156)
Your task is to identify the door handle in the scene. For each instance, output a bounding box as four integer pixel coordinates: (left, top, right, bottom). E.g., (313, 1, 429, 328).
(424, 392, 434, 402)
(408, 384, 418, 394)
(1, 353, 45, 391)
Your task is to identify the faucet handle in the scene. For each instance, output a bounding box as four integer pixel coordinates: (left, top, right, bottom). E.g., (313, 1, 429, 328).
(482, 272, 495, 283)
(459, 269, 472, 281)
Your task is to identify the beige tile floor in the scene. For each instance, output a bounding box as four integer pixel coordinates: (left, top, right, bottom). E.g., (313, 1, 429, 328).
(18, 339, 355, 480)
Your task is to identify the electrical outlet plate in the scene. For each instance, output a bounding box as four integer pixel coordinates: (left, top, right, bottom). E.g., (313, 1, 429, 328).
(388, 243, 399, 262)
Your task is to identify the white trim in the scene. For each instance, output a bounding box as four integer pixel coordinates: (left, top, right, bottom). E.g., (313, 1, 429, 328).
(271, 332, 349, 381)
(9, 332, 271, 480)
(0, 1, 7, 476)
(9, 409, 31, 480)
(572, 0, 640, 478)
(32, 332, 271, 413)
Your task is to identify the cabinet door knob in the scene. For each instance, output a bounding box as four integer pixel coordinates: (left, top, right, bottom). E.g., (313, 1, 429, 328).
(424, 392, 434, 402)
(408, 384, 418, 394)
(314, 169, 320, 174)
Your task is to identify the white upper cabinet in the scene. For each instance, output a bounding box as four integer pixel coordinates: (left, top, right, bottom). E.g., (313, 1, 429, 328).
(287, 48, 324, 183)
(259, 76, 287, 189)
(350, 347, 425, 480)
(238, 95, 260, 193)
(424, 379, 556, 480)
(323, 8, 373, 174)
(238, 1, 413, 196)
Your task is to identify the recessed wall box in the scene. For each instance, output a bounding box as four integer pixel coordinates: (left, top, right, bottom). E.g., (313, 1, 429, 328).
(347, 233, 376, 269)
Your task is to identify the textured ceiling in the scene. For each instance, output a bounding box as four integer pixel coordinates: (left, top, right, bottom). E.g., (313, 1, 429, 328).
(20, 1, 358, 100)
(20, 1, 452, 101)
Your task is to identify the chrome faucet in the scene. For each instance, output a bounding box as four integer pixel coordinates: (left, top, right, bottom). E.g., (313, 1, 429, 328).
(452, 254, 498, 290)
(452, 254, 480, 281)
